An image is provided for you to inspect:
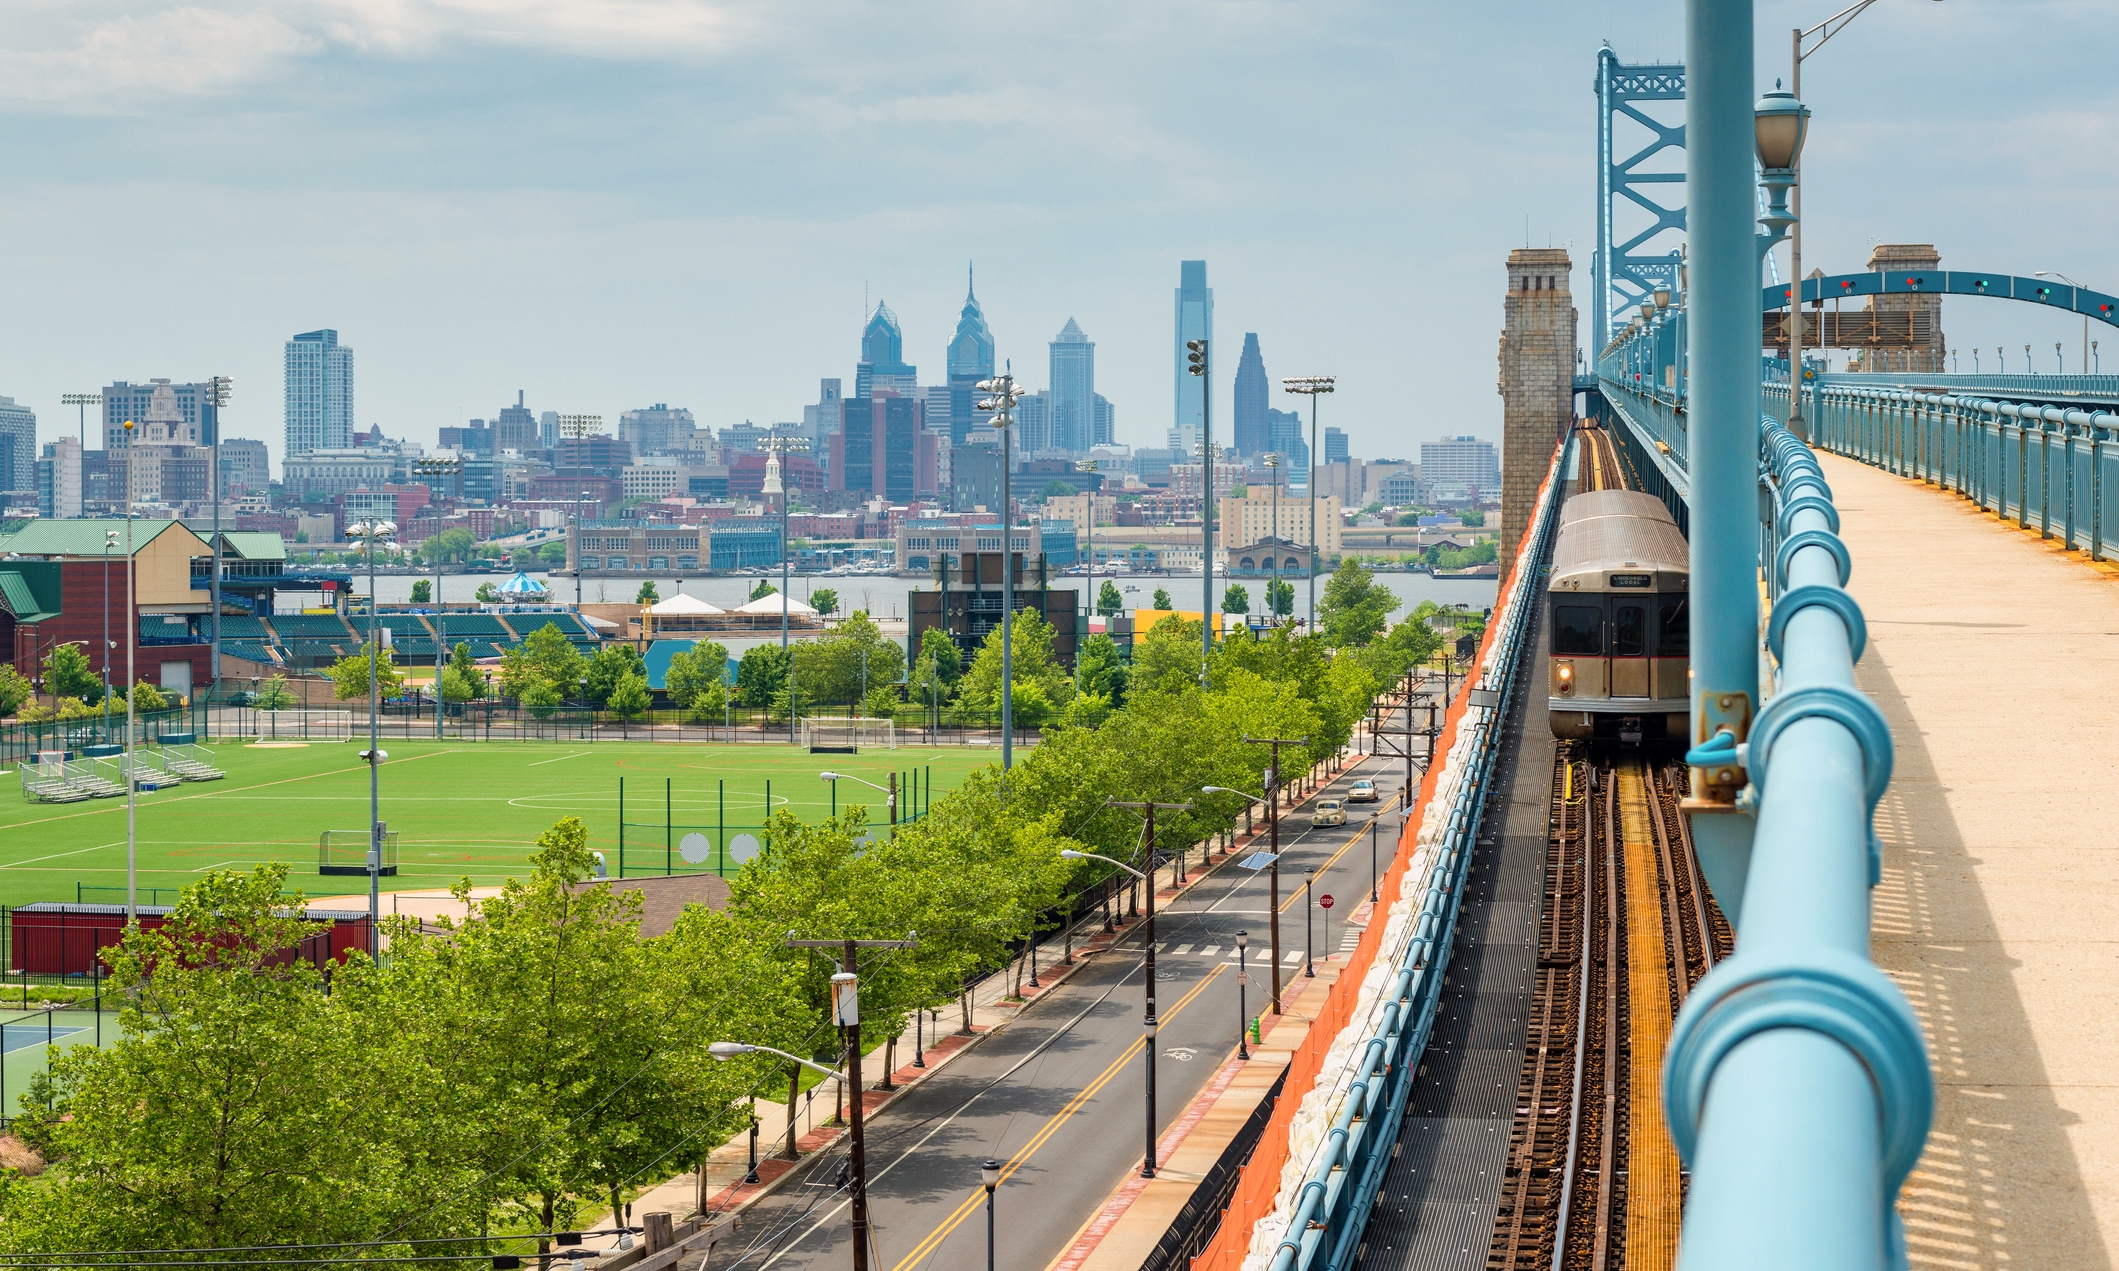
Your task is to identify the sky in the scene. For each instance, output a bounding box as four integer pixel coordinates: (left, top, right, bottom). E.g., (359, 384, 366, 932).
(2, 0, 2116, 471)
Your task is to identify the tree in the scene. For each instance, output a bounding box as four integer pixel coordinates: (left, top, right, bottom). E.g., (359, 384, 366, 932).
(664, 641, 730, 720)
(1074, 633, 1128, 708)
(0, 663, 31, 717)
(917, 627, 962, 686)
(254, 675, 297, 711)
(1221, 583, 1250, 614)
(606, 672, 650, 719)
(129, 680, 171, 713)
(1, 864, 483, 1252)
(409, 579, 432, 604)
(1040, 479, 1076, 500)
(736, 644, 789, 708)
(382, 819, 684, 1244)
(328, 641, 406, 702)
(635, 580, 660, 604)
(42, 643, 101, 705)
(796, 612, 904, 713)
(1459, 509, 1486, 527)
(810, 588, 839, 621)
(583, 644, 647, 706)
(417, 527, 475, 565)
(1151, 588, 1173, 611)
(1129, 616, 1203, 695)
(1266, 578, 1295, 618)
(1317, 558, 1398, 648)
(749, 579, 778, 601)
(957, 609, 1069, 719)
(447, 642, 487, 698)
(538, 540, 568, 566)
(498, 624, 585, 703)
(474, 582, 501, 603)
(1097, 580, 1124, 617)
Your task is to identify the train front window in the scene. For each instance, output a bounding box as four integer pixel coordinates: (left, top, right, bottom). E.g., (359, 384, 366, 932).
(1554, 605, 1603, 655)
(1613, 605, 1647, 657)
(1658, 600, 1689, 656)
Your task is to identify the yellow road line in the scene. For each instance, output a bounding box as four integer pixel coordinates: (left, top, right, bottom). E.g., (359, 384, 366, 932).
(887, 965, 1227, 1271)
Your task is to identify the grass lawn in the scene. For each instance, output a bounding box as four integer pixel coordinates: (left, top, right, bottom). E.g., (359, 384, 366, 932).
(0, 740, 1002, 911)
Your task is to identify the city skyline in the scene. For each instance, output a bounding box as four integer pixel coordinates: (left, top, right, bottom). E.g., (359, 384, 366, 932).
(0, 3, 2109, 468)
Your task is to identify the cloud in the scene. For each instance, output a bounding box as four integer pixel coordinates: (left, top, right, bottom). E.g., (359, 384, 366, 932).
(0, 0, 753, 109)
(0, 7, 319, 106)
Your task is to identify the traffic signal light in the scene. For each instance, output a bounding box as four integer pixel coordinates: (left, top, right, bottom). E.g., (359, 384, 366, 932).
(1186, 339, 1208, 377)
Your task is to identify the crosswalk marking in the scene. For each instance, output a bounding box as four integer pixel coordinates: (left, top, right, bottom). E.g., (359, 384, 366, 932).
(1173, 944, 1193, 955)
(1198, 945, 1218, 957)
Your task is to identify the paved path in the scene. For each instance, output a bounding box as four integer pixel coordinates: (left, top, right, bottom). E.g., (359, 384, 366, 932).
(1828, 455, 2117, 1271)
(697, 747, 1415, 1271)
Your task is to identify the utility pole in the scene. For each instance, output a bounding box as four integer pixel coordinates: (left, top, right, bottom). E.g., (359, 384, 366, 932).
(1244, 736, 1308, 1014)
(784, 934, 919, 1271)
(1111, 800, 1191, 1178)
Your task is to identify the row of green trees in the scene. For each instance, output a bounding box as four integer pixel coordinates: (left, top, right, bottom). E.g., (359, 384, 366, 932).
(0, 645, 177, 722)
(0, 561, 1441, 1253)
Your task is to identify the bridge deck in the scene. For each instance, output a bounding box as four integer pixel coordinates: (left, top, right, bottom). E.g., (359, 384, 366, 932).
(1830, 454, 2119, 1269)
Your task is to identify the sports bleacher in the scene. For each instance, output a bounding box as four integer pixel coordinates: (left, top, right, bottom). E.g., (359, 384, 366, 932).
(503, 612, 595, 642)
(225, 642, 280, 666)
(391, 638, 441, 664)
(268, 614, 356, 641)
(432, 614, 514, 642)
(218, 615, 273, 641)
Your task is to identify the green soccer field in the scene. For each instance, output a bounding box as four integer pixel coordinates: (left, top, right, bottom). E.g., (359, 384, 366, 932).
(0, 741, 1002, 911)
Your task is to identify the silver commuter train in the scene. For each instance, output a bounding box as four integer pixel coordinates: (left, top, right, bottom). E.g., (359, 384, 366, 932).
(1547, 489, 1690, 742)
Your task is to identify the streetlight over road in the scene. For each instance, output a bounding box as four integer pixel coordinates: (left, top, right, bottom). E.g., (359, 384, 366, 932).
(1064, 819, 1188, 1181)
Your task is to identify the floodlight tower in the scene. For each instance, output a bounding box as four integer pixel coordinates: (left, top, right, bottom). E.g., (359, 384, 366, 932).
(557, 414, 604, 610)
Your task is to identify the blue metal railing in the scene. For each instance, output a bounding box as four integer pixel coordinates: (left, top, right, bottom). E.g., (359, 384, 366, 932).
(1659, 416, 1931, 1271)
(1770, 379, 2119, 562)
(1269, 435, 1572, 1271)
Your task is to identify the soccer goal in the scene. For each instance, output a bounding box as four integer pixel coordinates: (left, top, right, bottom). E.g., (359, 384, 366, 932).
(801, 717, 895, 753)
(319, 829, 400, 876)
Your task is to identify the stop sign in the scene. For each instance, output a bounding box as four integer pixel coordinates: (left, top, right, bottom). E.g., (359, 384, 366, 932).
(1320, 894, 1335, 910)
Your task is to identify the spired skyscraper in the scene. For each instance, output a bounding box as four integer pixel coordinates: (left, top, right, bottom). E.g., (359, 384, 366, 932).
(946, 266, 996, 446)
(855, 302, 917, 402)
(284, 329, 354, 458)
(1231, 332, 1269, 457)
(1171, 261, 1212, 451)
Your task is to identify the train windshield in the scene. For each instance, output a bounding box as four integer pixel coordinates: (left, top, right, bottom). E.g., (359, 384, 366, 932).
(1612, 605, 1647, 657)
(1658, 600, 1689, 656)
(1554, 605, 1603, 655)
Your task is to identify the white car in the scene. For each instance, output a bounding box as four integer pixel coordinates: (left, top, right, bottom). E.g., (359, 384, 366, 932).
(1312, 798, 1347, 828)
(1347, 779, 1379, 803)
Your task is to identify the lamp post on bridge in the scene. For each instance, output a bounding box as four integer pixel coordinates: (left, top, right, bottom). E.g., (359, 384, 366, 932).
(2035, 272, 2090, 376)
(1787, 0, 1944, 429)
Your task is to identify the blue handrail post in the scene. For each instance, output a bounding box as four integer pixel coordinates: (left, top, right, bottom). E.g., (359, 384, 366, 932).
(1681, 0, 1760, 917)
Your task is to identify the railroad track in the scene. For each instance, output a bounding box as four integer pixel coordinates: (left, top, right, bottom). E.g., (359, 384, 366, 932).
(1487, 750, 1731, 1271)
(1576, 426, 1643, 496)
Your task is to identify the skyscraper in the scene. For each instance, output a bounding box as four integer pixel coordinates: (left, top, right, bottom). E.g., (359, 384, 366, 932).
(0, 396, 35, 495)
(855, 303, 917, 401)
(493, 391, 538, 452)
(1049, 317, 1095, 455)
(1324, 426, 1348, 465)
(1232, 332, 1269, 456)
(1171, 261, 1213, 450)
(284, 329, 354, 458)
(947, 266, 996, 445)
(103, 380, 213, 452)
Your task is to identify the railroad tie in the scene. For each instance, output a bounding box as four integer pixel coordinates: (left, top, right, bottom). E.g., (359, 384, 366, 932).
(1619, 763, 1683, 1270)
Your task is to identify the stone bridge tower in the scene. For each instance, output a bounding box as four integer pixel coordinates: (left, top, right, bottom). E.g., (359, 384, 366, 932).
(1498, 248, 1577, 571)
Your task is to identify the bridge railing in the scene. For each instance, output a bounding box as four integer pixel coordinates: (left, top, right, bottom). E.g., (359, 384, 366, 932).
(1214, 433, 1570, 1271)
(1769, 379, 2119, 561)
(1659, 414, 1932, 1271)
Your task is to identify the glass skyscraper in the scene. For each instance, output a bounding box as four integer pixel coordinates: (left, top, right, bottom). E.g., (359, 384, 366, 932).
(1049, 318, 1095, 455)
(946, 266, 995, 445)
(855, 303, 917, 401)
(1232, 332, 1269, 457)
(1172, 261, 1212, 450)
(283, 329, 353, 458)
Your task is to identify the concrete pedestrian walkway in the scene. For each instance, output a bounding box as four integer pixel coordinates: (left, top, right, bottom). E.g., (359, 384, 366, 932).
(1827, 454, 2118, 1270)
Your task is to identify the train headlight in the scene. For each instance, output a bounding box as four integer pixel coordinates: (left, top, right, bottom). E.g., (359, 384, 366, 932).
(1556, 662, 1574, 695)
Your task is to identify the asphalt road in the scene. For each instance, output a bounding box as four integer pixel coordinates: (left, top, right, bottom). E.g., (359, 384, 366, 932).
(703, 734, 1426, 1271)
